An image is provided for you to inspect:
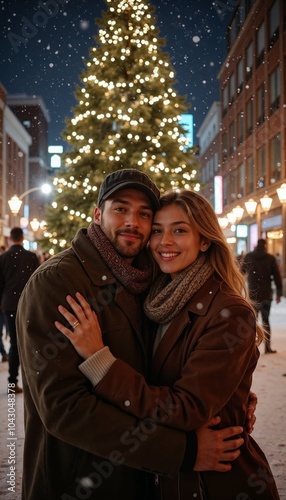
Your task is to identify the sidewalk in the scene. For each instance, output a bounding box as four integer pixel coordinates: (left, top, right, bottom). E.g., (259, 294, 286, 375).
(0, 299, 285, 499)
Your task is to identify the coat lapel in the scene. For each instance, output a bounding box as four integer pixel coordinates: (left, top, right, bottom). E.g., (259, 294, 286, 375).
(113, 283, 148, 358)
(151, 275, 221, 379)
(152, 308, 190, 379)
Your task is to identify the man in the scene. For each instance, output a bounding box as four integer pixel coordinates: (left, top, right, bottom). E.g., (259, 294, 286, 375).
(0, 227, 39, 392)
(241, 238, 282, 353)
(17, 169, 255, 500)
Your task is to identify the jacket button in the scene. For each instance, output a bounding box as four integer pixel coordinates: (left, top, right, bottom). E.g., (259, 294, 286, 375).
(124, 400, 131, 407)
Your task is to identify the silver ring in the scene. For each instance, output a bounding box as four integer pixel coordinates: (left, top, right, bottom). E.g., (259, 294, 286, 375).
(72, 320, 79, 330)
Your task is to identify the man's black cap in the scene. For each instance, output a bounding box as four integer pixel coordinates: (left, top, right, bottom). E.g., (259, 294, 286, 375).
(97, 169, 160, 210)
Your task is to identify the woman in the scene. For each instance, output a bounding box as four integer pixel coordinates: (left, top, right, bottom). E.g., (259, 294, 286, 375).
(55, 190, 279, 499)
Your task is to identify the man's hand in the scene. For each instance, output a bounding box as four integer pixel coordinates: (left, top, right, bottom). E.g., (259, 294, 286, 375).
(246, 390, 257, 434)
(194, 416, 244, 472)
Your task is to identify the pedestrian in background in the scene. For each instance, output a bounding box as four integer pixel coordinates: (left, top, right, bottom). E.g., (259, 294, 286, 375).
(241, 238, 282, 354)
(0, 227, 39, 392)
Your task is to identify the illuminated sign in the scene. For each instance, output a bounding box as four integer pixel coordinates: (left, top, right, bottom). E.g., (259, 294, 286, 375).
(214, 175, 223, 214)
(236, 224, 248, 238)
(180, 114, 193, 147)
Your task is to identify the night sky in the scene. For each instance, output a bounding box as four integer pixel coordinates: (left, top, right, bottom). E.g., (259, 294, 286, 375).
(0, 0, 231, 147)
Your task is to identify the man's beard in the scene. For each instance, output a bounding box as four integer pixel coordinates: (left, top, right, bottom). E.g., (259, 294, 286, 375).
(102, 226, 144, 259)
(113, 238, 140, 259)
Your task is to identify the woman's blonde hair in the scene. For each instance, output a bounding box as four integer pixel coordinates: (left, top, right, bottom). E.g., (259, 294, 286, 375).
(158, 189, 264, 344)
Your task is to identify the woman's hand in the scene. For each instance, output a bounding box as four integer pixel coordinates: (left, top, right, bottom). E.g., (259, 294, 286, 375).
(245, 390, 257, 434)
(55, 292, 104, 359)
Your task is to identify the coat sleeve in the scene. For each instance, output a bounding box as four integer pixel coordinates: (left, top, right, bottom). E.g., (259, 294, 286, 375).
(93, 304, 258, 431)
(16, 266, 189, 477)
(271, 257, 282, 296)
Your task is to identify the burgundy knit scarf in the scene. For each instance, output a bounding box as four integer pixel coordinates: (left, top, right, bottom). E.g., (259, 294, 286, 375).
(87, 222, 153, 294)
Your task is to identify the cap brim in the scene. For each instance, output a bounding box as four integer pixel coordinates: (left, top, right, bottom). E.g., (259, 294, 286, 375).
(101, 181, 160, 209)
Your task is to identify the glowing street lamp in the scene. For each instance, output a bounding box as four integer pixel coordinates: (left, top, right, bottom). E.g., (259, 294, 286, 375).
(8, 184, 51, 215)
(276, 183, 286, 204)
(30, 218, 41, 232)
(232, 205, 244, 222)
(260, 194, 273, 213)
(244, 198, 257, 217)
(218, 217, 228, 229)
(226, 211, 237, 225)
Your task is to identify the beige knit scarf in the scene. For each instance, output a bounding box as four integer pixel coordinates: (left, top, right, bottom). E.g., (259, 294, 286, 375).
(144, 253, 213, 324)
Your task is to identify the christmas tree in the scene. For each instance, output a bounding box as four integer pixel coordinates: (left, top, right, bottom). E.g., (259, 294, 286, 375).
(43, 0, 199, 253)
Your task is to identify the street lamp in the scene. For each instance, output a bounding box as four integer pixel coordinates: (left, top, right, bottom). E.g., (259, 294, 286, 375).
(260, 194, 273, 213)
(30, 218, 47, 232)
(245, 194, 274, 239)
(245, 198, 257, 217)
(8, 184, 52, 215)
(232, 205, 244, 222)
(218, 217, 229, 229)
(30, 218, 41, 232)
(276, 183, 286, 204)
(226, 211, 237, 225)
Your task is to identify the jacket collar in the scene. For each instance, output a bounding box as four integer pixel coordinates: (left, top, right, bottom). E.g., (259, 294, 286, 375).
(185, 274, 221, 316)
(72, 228, 117, 287)
(71, 228, 144, 336)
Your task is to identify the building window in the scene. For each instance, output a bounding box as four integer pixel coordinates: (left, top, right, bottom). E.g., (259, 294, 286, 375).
(214, 152, 219, 173)
(228, 15, 238, 48)
(246, 41, 253, 81)
(237, 59, 243, 93)
(237, 112, 244, 145)
(269, 66, 280, 115)
(223, 175, 228, 205)
(50, 154, 61, 169)
(269, 0, 279, 49)
(222, 132, 228, 161)
(257, 145, 266, 188)
(246, 98, 254, 137)
(229, 121, 236, 154)
(205, 161, 210, 181)
(246, 155, 254, 194)
(201, 165, 206, 184)
(230, 171, 236, 201)
(256, 83, 265, 126)
(229, 73, 235, 105)
(222, 86, 228, 114)
(270, 134, 281, 183)
(208, 160, 212, 180)
(256, 21, 265, 67)
(238, 163, 245, 197)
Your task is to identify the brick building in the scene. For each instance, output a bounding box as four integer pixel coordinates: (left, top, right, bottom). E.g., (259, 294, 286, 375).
(198, 0, 286, 286)
(0, 83, 31, 245)
(7, 94, 51, 222)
